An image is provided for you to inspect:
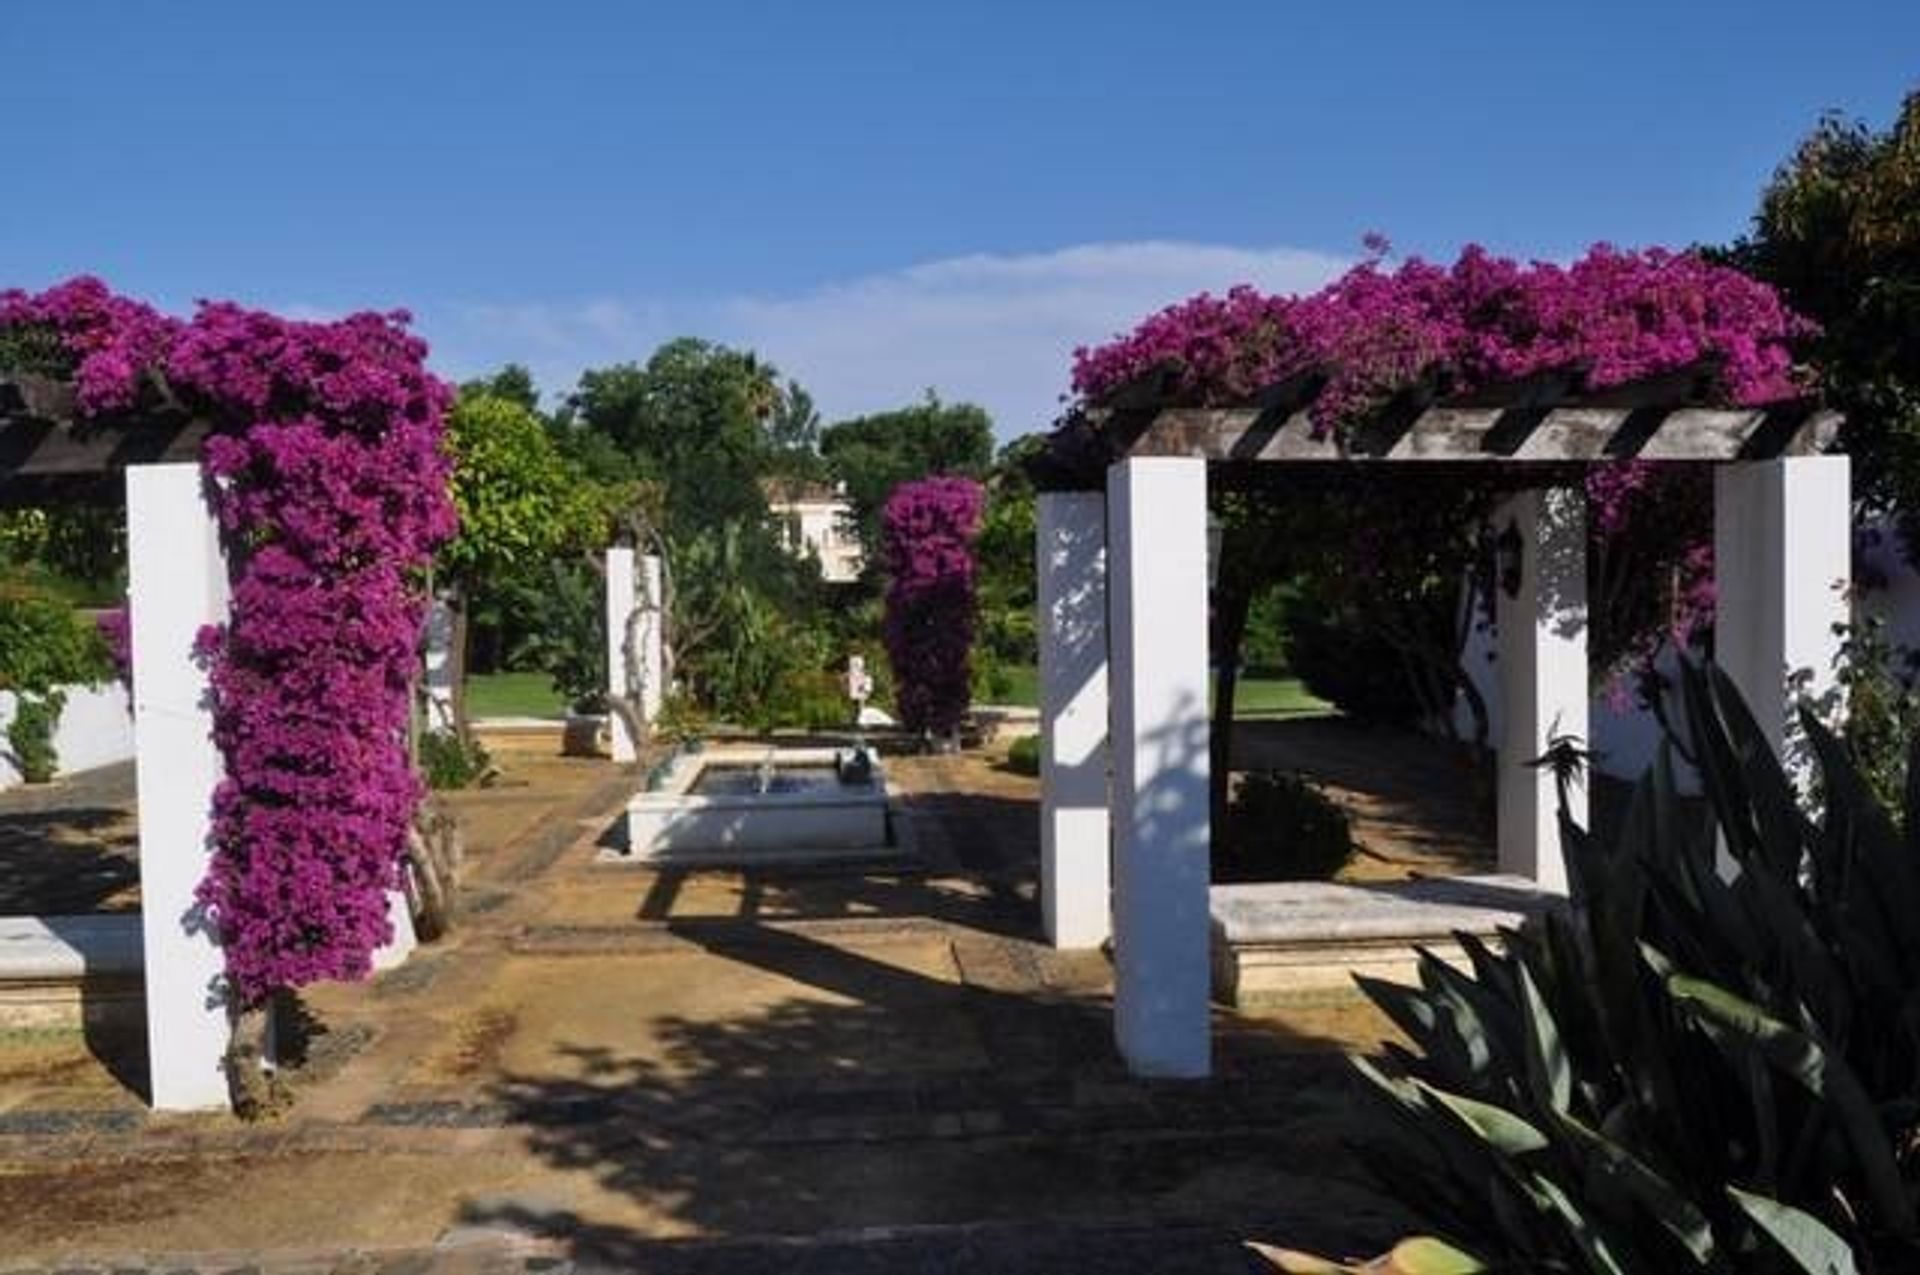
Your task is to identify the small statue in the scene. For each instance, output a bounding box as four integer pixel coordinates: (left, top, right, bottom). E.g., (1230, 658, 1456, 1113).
(845, 654, 873, 713)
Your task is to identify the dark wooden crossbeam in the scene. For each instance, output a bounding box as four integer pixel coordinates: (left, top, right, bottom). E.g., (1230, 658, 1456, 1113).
(1031, 360, 1841, 489)
(0, 374, 213, 508)
(1126, 402, 1840, 463)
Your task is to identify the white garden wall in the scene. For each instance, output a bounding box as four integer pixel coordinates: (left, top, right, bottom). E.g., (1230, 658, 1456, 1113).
(0, 681, 134, 792)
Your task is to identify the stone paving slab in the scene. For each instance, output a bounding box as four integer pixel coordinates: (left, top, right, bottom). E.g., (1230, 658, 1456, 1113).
(0, 1215, 1288, 1275)
(0, 914, 143, 979)
(1209, 874, 1553, 944)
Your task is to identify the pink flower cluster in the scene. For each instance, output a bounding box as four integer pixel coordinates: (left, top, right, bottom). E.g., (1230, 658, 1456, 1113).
(2, 279, 455, 1007)
(1071, 244, 1813, 430)
(881, 478, 984, 737)
(0, 277, 178, 413)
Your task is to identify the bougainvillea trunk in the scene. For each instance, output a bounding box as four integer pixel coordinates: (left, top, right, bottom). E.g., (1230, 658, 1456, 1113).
(881, 477, 984, 740)
(0, 279, 457, 1010)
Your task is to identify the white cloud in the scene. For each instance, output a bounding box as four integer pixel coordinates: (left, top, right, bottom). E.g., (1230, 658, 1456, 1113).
(423, 240, 1349, 438)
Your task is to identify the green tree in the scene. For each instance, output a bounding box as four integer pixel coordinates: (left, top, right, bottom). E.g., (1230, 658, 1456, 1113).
(563, 338, 790, 540)
(819, 392, 994, 568)
(1731, 89, 1920, 524)
(460, 363, 542, 416)
(438, 389, 606, 734)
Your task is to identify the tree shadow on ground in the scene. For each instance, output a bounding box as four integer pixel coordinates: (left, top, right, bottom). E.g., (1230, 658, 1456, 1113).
(1228, 717, 1493, 875)
(458, 924, 1410, 1270)
(0, 808, 140, 913)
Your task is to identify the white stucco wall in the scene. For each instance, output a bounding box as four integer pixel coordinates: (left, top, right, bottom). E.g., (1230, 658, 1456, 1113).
(0, 681, 134, 791)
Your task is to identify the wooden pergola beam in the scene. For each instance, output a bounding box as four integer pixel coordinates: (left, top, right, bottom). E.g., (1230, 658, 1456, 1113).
(1128, 403, 1842, 464)
(0, 373, 212, 507)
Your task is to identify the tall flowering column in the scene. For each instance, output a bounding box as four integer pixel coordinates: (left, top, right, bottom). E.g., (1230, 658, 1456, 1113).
(1, 279, 457, 1113)
(881, 477, 984, 744)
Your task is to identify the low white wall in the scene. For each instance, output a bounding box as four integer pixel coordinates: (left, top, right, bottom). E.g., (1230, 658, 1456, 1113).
(0, 681, 134, 791)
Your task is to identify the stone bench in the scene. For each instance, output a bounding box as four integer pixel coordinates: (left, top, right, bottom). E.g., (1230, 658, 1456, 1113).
(1209, 874, 1556, 1008)
(0, 914, 144, 1030)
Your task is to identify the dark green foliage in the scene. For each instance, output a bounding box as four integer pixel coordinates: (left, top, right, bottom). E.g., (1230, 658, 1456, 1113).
(1284, 604, 1428, 726)
(1214, 771, 1356, 882)
(819, 393, 993, 569)
(1348, 662, 1918, 1273)
(1730, 91, 1920, 529)
(418, 729, 496, 791)
(1005, 733, 1041, 777)
(0, 592, 113, 783)
(507, 559, 607, 713)
(6, 689, 65, 783)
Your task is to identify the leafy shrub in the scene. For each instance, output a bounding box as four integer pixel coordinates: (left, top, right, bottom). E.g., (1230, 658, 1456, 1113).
(510, 559, 606, 714)
(418, 730, 495, 791)
(0, 591, 112, 782)
(1005, 732, 1041, 776)
(759, 668, 852, 733)
(1214, 771, 1355, 882)
(655, 691, 709, 748)
(6, 689, 65, 783)
(1283, 663, 1920, 1273)
(1283, 606, 1426, 726)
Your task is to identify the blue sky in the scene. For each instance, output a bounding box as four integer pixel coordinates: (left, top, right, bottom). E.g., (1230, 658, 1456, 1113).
(4, 2, 1915, 436)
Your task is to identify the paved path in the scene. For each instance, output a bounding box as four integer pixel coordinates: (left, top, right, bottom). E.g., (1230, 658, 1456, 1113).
(0, 734, 1408, 1271)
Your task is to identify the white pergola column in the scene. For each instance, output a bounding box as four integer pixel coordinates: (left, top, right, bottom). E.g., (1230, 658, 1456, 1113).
(1107, 457, 1211, 1078)
(421, 596, 456, 733)
(1714, 457, 1850, 778)
(128, 464, 232, 1112)
(1495, 486, 1588, 893)
(639, 553, 665, 729)
(370, 889, 417, 972)
(606, 546, 638, 762)
(1036, 491, 1110, 949)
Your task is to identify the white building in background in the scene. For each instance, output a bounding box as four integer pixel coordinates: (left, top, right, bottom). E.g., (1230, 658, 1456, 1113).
(765, 479, 863, 583)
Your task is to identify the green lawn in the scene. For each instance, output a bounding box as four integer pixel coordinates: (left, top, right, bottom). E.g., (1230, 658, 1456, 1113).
(466, 671, 568, 720)
(987, 663, 1329, 719)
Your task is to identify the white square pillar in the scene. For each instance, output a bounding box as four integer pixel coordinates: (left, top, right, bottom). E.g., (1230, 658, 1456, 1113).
(639, 553, 665, 729)
(421, 596, 456, 733)
(606, 546, 638, 762)
(1714, 457, 1850, 776)
(128, 464, 233, 1112)
(371, 888, 417, 971)
(1106, 458, 1211, 1078)
(1495, 486, 1588, 893)
(1036, 491, 1110, 949)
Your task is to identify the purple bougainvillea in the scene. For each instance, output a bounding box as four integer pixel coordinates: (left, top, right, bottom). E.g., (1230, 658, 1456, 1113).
(1072, 243, 1812, 427)
(1071, 243, 1817, 688)
(1, 278, 455, 1008)
(882, 477, 984, 738)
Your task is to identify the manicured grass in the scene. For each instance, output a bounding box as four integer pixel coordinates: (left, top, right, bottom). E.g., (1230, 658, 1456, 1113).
(466, 671, 568, 720)
(994, 663, 1041, 709)
(986, 663, 1330, 719)
(1230, 674, 1331, 719)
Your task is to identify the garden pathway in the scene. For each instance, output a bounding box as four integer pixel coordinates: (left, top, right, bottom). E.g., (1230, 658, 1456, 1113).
(0, 730, 1416, 1273)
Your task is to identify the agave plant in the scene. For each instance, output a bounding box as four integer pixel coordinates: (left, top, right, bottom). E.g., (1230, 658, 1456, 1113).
(1262, 661, 1920, 1274)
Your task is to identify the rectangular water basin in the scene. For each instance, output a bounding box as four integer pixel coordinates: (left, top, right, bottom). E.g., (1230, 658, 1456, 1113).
(620, 745, 891, 864)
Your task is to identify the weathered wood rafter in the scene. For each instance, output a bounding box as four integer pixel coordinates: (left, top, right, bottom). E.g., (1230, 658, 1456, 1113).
(1028, 360, 1845, 490)
(0, 373, 212, 507)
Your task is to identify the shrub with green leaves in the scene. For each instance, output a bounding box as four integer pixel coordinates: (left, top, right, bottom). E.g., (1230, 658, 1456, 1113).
(418, 729, 496, 791)
(1277, 663, 1920, 1274)
(1215, 771, 1356, 882)
(1005, 732, 1041, 777)
(0, 591, 112, 783)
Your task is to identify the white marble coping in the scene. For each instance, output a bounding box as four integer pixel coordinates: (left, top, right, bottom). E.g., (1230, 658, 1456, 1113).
(633, 745, 888, 811)
(0, 914, 144, 980)
(1209, 874, 1556, 946)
